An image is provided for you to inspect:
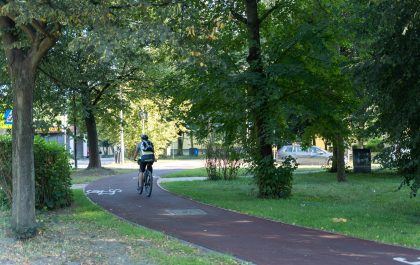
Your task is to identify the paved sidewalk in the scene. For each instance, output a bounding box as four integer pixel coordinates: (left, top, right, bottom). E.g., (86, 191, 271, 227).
(85, 171, 420, 265)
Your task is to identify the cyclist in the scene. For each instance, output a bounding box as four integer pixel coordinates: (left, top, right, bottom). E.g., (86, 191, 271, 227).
(133, 134, 156, 190)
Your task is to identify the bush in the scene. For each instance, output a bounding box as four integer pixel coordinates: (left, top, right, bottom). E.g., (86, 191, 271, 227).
(0, 135, 73, 209)
(0, 135, 12, 208)
(205, 138, 242, 180)
(254, 156, 297, 198)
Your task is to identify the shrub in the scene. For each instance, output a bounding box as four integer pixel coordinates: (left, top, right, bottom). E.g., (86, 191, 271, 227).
(0, 135, 73, 209)
(0, 135, 12, 208)
(254, 156, 297, 198)
(205, 138, 242, 180)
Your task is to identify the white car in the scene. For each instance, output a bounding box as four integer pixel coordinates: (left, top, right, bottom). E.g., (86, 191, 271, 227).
(277, 145, 332, 165)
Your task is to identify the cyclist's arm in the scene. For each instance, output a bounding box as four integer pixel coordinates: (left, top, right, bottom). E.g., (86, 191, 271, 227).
(133, 145, 139, 160)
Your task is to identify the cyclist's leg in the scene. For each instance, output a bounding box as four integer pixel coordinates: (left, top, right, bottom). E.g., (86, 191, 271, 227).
(139, 161, 147, 183)
(146, 161, 154, 174)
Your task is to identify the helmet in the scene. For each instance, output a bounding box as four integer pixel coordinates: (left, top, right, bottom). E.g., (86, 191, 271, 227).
(141, 134, 148, 140)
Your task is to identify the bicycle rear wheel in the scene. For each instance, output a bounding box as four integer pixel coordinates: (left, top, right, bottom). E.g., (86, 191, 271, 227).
(137, 171, 144, 195)
(144, 169, 153, 197)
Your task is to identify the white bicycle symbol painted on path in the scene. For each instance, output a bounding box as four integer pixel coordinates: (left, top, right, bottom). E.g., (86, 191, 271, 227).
(394, 257, 420, 265)
(85, 189, 122, 195)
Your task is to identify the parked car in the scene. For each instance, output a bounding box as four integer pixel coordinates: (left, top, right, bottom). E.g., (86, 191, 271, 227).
(277, 145, 332, 165)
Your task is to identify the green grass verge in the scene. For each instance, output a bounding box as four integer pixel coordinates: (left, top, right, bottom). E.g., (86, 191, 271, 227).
(161, 167, 323, 178)
(161, 168, 251, 178)
(71, 168, 136, 184)
(0, 190, 243, 265)
(161, 172, 420, 249)
(159, 155, 206, 160)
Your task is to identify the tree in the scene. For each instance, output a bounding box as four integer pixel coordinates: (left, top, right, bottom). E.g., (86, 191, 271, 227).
(0, 0, 168, 238)
(0, 1, 61, 238)
(358, 0, 419, 196)
(160, 0, 357, 196)
(41, 36, 146, 169)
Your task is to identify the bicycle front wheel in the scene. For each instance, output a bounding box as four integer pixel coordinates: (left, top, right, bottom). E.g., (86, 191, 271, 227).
(144, 170, 153, 197)
(137, 171, 144, 195)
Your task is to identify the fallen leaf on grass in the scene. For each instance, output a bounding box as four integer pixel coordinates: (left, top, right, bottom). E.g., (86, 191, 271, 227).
(332, 218, 348, 223)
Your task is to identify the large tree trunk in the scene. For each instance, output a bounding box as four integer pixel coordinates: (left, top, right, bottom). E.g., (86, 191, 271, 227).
(245, 0, 272, 162)
(177, 131, 184, 156)
(10, 59, 37, 238)
(331, 143, 338, 172)
(84, 109, 101, 169)
(336, 135, 346, 182)
(244, 0, 280, 198)
(1, 12, 59, 240)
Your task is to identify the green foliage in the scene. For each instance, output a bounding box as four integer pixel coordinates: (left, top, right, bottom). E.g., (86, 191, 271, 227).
(157, 0, 358, 198)
(0, 136, 73, 209)
(205, 136, 242, 181)
(253, 156, 297, 199)
(0, 135, 12, 208)
(357, 0, 419, 195)
(34, 137, 73, 209)
(365, 138, 384, 153)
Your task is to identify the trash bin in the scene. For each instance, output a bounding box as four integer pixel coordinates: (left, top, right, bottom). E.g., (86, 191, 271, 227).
(353, 149, 371, 173)
(189, 148, 199, 156)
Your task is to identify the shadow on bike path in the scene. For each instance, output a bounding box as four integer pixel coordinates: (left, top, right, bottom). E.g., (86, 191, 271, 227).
(85, 171, 420, 265)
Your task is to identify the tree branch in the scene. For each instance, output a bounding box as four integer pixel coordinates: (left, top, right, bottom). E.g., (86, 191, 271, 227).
(92, 83, 111, 106)
(0, 15, 22, 62)
(259, 3, 281, 23)
(30, 22, 60, 69)
(5, 14, 37, 41)
(31, 19, 52, 38)
(39, 66, 73, 89)
(230, 8, 247, 25)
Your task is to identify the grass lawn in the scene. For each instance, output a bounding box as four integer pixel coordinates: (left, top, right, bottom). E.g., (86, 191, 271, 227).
(71, 168, 136, 184)
(160, 167, 321, 178)
(0, 190, 243, 265)
(161, 171, 420, 249)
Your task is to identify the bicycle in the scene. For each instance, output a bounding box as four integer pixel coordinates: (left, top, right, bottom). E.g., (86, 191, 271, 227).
(137, 163, 153, 197)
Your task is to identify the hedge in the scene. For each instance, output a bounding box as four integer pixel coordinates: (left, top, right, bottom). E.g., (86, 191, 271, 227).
(0, 135, 73, 209)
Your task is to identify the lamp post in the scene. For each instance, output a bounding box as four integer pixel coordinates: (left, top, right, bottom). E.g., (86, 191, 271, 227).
(138, 110, 148, 135)
(119, 109, 125, 164)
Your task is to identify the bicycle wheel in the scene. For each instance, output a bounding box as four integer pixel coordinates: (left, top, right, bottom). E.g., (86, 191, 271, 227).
(137, 171, 144, 195)
(144, 169, 153, 197)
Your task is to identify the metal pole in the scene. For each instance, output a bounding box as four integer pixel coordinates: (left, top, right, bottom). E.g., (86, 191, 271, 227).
(63, 114, 67, 150)
(120, 109, 125, 164)
(73, 95, 77, 169)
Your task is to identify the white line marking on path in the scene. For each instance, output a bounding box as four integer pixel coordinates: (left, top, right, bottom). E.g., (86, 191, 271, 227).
(85, 189, 122, 195)
(393, 257, 420, 265)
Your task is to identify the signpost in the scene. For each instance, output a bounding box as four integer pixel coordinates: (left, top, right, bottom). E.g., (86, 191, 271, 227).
(0, 109, 12, 129)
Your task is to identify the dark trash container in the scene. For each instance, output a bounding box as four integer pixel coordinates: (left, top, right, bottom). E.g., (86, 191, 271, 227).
(353, 149, 371, 173)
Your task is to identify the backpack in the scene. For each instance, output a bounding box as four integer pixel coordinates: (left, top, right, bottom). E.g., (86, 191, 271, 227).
(142, 140, 154, 152)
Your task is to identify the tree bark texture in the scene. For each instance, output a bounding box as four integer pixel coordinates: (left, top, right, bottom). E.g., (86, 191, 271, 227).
(177, 132, 184, 156)
(84, 109, 102, 169)
(331, 143, 338, 172)
(10, 59, 37, 238)
(1, 12, 59, 239)
(245, 0, 273, 162)
(336, 134, 346, 182)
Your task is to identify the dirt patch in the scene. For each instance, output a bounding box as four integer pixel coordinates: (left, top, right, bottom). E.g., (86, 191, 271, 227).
(0, 211, 146, 265)
(0, 202, 242, 265)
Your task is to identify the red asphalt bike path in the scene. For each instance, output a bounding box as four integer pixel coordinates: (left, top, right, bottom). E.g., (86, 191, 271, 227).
(85, 169, 420, 265)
